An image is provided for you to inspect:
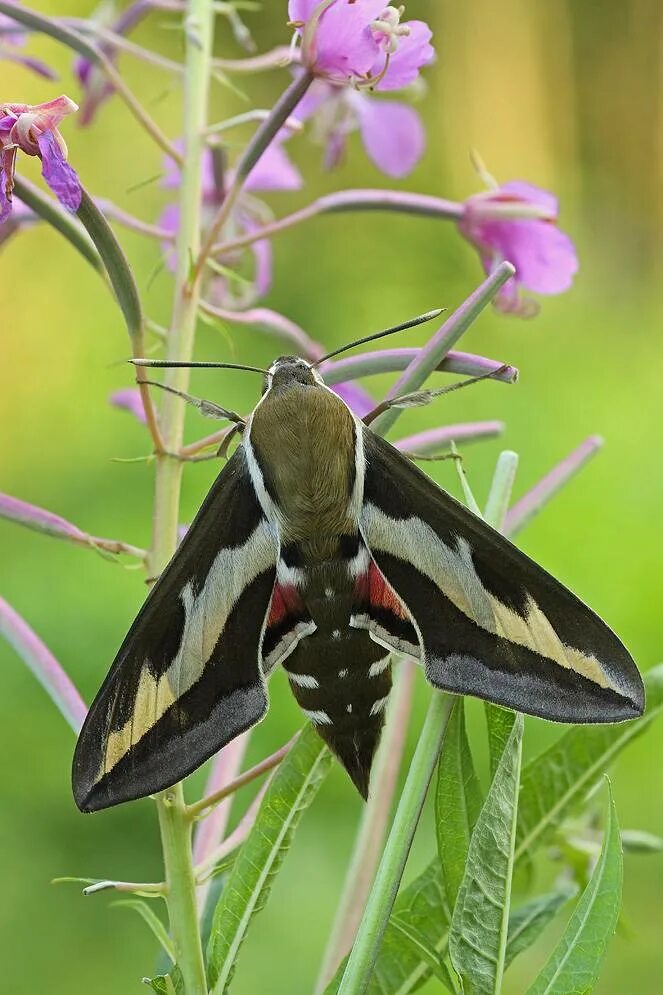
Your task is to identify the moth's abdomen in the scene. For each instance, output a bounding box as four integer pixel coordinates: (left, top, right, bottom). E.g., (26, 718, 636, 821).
(284, 627, 392, 799)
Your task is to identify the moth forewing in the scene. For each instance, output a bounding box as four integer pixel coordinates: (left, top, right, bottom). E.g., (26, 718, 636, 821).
(358, 429, 644, 723)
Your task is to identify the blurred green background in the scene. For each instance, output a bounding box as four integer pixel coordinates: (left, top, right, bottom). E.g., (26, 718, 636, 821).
(1, 1, 662, 992)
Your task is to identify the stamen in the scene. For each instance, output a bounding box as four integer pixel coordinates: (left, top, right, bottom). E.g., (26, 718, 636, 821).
(371, 5, 411, 55)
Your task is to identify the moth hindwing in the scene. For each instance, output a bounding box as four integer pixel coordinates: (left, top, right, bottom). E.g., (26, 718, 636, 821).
(73, 355, 644, 811)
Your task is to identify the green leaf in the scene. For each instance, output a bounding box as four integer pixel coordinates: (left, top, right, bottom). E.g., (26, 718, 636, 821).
(112, 899, 174, 962)
(76, 190, 143, 341)
(207, 724, 331, 994)
(436, 698, 483, 909)
(526, 783, 622, 994)
(324, 862, 451, 995)
(516, 665, 663, 865)
(389, 918, 458, 994)
(11, 177, 103, 273)
(364, 666, 663, 995)
(449, 714, 524, 995)
(143, 968, 183, 995)
(485, 704, 516, 779)
(506, 887, 578, 969)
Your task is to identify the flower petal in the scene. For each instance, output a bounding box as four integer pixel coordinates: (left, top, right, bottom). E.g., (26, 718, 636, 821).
(245, 141, 302, 192)
(499, 180, 558, 217)
(37, 130, 81, 211)
(374, 20, 435, 91)
(30, 94, 78, 133)
(308, 0, 384, 81)
(355, 96, 425, 177)
(0, 162, 11, 224)
(477, 218, 578, 294)
(109, 388, 147, 424)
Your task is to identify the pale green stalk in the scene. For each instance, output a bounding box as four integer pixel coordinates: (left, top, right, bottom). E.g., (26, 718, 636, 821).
(149, 1, 215, 992)
(484, 451, 519, 531)
(315, 661, 417, 992)
(337, 693, 455, 995)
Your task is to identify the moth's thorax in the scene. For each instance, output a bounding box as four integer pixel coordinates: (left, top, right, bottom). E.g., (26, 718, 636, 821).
(249, 369, 358, 554)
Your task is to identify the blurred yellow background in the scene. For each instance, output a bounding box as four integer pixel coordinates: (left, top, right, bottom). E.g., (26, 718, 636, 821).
(1, 1, 662, 992)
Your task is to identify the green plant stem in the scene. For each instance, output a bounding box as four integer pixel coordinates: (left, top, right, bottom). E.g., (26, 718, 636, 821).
(315, 660, 417, 992)
(157, 787, 206, 990)
(338, 692, 455, 995)
(149, 0, 215, 991)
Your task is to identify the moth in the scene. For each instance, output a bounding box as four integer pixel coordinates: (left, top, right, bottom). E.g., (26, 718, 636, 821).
(73, 335, 645, 812)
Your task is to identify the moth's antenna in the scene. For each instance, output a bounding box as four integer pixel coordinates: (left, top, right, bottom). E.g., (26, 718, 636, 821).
(311, 308, 445, 368)
(131, 359, 268, 375)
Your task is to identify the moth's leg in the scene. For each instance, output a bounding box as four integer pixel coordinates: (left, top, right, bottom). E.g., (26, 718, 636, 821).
(140, 379, 245, 425)
(217, 422, 244, 459)
(403, 451, 464, 463)
(362, 364, 510, 426)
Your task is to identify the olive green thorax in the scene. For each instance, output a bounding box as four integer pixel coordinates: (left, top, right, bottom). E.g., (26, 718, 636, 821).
(249, 357, 357, 559)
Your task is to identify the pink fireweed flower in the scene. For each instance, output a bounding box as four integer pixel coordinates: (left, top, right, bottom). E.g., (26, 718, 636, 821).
(458, 180, 578, 317)
(160, 141, 302, 307)
(0, 95, 82, 223)
(290, 1, 433, 89)
(297, 77, 425, 178)
(0, 8, 57, 79)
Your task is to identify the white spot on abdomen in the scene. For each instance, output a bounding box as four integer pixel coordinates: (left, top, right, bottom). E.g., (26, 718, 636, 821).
(288, 672, 319, 689)
(302, 708, 333, 725)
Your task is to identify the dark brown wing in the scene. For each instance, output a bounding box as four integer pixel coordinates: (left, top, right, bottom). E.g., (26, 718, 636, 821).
(73, 447, 277, 812)
(358, 429, 644, 723)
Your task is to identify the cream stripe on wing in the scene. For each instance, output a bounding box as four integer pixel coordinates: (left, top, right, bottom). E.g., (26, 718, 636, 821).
(362, 503, 620, 695)
(102, 520, 277, 777)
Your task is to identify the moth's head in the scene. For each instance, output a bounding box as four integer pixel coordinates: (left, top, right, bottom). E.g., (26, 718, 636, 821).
(263, 356, 324, 395)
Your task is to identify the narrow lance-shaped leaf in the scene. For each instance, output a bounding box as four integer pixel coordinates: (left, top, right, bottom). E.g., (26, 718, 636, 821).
(449, 714, 524, 995)
(143, 968, 184, 995)
(76, 190, 143, 342)
(526, 783, 622, 995)
(436, 699, 483, 910)
(324, 862, 450, 995)
(516, 664, 663, 864)
(374, 666, 663, 995)
(207, 724, 332, 994)
(485, 706, 516, 780)
(388, 919, 458, 994)
(505, 887, 578, 969)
